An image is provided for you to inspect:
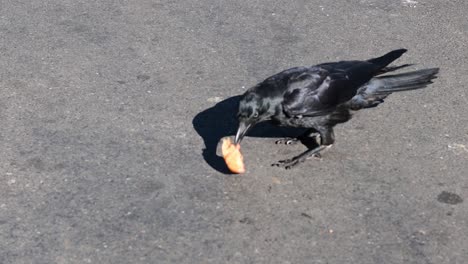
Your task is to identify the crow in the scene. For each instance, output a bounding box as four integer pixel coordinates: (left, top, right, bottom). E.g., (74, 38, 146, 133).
(234, 49, 439, 169)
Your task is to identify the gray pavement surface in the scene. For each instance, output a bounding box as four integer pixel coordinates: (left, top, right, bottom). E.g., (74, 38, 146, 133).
(1, 0, 467, 263)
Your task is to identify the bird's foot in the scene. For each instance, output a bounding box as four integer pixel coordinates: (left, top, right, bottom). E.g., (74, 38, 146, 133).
(275, 137, 300, 145)
(272, 157, 303, 169)
(271, 144, 328, 169)
(271, 153, 321, 169)
(275, 133, 320, 146)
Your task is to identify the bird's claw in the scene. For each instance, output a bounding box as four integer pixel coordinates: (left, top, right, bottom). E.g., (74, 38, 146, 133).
(272, 158, 301, 169)
(271, 153, 322, 169)
(311, 153, 322, 160)
(275, 138, 299, 145)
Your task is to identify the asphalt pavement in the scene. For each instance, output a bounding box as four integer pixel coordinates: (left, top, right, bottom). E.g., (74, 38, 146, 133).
(1, 0, 467, 263)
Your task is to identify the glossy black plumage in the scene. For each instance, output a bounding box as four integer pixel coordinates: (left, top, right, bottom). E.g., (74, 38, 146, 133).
(234, 49, 439, 169)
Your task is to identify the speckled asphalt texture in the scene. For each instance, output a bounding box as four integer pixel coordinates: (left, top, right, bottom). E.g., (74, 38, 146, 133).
(1, 1, 467, 263)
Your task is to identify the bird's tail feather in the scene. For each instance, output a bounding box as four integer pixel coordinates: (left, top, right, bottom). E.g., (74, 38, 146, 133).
(373, 68, 439, 95)
(368, 49, 408, 69)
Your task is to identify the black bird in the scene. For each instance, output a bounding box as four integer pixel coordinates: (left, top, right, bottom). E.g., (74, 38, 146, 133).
(234, 49, 439, 169)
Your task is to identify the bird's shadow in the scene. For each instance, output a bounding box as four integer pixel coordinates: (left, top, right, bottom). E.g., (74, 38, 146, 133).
(192, 95, 307, 174)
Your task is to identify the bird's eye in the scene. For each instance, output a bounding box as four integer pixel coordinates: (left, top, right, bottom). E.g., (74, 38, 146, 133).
(253, 112, 259, 118)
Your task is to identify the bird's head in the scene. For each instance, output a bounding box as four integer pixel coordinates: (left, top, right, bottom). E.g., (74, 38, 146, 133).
(234, 91, 274, 144)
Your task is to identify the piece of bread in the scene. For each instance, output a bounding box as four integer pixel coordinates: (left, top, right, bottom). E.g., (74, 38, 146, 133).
(221, 137, 246, 174)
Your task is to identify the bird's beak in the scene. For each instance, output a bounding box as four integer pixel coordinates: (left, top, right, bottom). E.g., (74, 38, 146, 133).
(234, 121, 253, 144)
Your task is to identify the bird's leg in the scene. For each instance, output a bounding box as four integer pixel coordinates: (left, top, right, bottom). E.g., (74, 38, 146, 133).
(272, 127, 334, 169)
(275, 129, 319, 145)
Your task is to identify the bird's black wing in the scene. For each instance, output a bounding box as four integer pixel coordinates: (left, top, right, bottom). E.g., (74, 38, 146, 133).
(281, 49, 409, 118)
(282, 62, 375, 117)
